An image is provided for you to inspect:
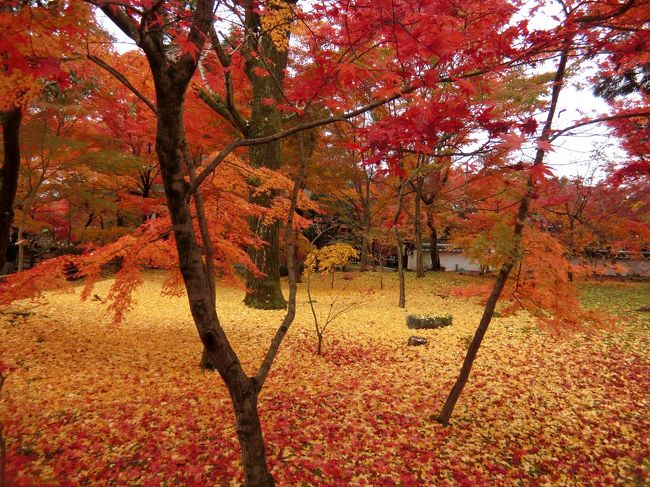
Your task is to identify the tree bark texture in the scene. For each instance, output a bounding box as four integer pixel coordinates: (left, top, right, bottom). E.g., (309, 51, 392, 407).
(153, 78, 275, 486)
(243, 6, 290, 310)
(0, 107, 22, 273)
(397, 237, 406, 308)
(428, 214, 442, 271)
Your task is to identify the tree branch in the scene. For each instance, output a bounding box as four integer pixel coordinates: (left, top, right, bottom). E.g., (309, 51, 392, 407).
(255, 134, 305, 390)
(550, 111, 650, 141)
(188, 87, 415, 196)
(574, 0, 637, 23)
(88, 54, 157, 114)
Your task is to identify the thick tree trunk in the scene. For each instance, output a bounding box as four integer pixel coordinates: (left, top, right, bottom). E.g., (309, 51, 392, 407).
(359, 232, 370, 270)
(243, 11, 290, 310)
(0, 107, 22, 273)
(245, 219, 286, 309)
(232, 385, 275, 487)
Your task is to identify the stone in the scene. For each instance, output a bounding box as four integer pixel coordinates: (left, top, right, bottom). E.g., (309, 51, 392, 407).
(407, 336, 428, 346)
(407, 314, 452, 330)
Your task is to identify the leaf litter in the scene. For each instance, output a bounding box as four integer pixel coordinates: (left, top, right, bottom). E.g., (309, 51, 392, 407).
(1, 272, 648, 485)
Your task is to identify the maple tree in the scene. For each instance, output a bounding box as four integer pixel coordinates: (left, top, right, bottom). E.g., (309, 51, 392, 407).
(1, 0, 650, 484)
(0, 1, 92, 272)
(436, 0, 650, 425)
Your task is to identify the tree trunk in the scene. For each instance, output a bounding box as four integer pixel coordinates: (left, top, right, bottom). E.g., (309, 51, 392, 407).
(0, 107, 22, 273)
(437, 48, 568, 426)
(397, 237, 405, 308)
(414, 180, 424, 277)
(359, 198, 372, 270)
(243, 9, 290, 310)
(245, 219, 287, 309)
(436, 265, 510, 425)
(232, 385, 275, 487)
(293, 228, 302, 283)
(427, 212, 441, 271)
(151, 69, 273, 483)
(100, 2, 280, 483)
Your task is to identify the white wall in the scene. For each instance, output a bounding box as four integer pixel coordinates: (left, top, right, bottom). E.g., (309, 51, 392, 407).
(406, 251, 482, 272)
(407, 251, 650, 276)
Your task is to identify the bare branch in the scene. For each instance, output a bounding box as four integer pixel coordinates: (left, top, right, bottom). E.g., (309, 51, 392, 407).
(550, 111, 650, 141)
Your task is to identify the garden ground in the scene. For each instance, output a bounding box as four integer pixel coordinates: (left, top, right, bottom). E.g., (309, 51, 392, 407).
(1, 272, 648, 485)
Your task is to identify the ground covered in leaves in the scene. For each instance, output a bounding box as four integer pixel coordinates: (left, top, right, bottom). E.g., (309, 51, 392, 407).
(1, 272, 649, 485)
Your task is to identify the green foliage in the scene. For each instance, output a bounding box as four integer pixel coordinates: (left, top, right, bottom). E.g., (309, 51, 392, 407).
(465, 222, 522, 269)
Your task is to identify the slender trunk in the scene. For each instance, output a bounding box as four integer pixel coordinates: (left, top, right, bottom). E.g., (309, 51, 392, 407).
(427, 211, 441, 271)
(317, 332, 323, 356)
(393, 173, 406, 307)
(437, 48, 569, 426)
(436, 265, 512, 425)
(17, 226, 25, 272)
(17, 196, 31, 272)
(397, 237, 405, 308)
(294, 228, 302, 283)
(415, 181, 424, 277)
(184, 145, 217, 370)
(360, 202, 371, 270)
(0, 107, 22, 272)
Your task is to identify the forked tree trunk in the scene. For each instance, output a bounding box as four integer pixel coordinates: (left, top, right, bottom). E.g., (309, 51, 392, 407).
(145, 40, 275, 486)
(0, 107, 22, 273)
(155, 88, 275, 484)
